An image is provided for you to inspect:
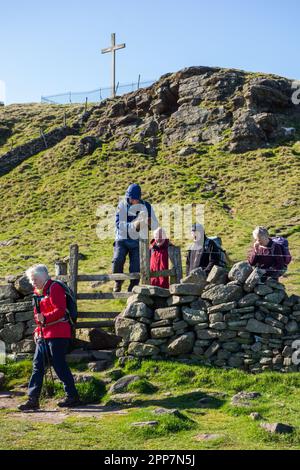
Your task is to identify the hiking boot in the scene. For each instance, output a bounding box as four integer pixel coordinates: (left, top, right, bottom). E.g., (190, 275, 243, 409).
(57, 395, 81, 408)
(128, 281, 139, 293)
(113, 281, 123, 293)
(18, 397, 40, 411)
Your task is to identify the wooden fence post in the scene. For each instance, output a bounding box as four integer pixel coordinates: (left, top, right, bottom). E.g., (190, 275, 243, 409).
(139, 223, 150, 285)
(55, 260, 68, 276)
(168, 245, 183, 284)
(69, 244, 79, 296)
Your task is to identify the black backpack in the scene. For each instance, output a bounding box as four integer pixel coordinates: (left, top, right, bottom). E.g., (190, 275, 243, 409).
(46, 280, 78, 326)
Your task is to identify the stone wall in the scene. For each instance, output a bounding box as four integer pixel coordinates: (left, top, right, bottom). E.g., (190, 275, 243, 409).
(115, 263, 300, 372)
(0, 275, 36, 359)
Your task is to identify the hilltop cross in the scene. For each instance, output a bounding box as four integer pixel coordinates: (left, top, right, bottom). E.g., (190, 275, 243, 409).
(101, 33, 126, 98)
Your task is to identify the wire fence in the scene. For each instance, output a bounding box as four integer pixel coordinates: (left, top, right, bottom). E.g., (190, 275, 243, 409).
(41, 79, 155, 105)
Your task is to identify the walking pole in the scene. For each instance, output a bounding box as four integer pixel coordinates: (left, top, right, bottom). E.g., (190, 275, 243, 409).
(33, 296, 55, 397)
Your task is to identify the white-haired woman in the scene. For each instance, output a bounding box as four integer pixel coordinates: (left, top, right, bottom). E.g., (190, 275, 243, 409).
(18, 264, 79, 411)
(248, 226, 285, 279)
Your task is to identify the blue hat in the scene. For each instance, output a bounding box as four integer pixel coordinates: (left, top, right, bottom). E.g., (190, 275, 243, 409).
(125, 184, 142, 200)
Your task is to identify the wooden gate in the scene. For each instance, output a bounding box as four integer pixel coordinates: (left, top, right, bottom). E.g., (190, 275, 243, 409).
(56, 235, 182, 330)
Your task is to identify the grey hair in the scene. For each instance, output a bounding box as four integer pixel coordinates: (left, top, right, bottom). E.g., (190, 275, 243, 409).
(25, 264, 50, 285)
(253, 226, 269, 240)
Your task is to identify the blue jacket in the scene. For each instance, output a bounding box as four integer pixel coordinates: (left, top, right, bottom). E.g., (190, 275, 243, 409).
(115, 198, 158, 245)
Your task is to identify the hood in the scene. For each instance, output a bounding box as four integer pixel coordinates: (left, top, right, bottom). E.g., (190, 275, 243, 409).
(125, 183, 142, 200)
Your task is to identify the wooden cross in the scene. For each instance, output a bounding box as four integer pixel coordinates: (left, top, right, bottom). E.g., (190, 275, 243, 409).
(101, 33, 126, 98)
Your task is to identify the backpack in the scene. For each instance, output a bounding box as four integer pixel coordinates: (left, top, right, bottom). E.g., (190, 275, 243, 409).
(204, 236, 228, 268)
(271, 236, 292, 267)
(46, 280, 78, 326)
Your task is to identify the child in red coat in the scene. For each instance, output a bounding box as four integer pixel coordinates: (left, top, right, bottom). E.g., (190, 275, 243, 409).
(150, 227, 171, 288)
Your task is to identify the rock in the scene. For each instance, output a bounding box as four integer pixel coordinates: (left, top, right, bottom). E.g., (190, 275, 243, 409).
(178, 146, 197, 156)
(260, 422, 294, 434)
(169, 283, 205, 296)
(128, 342, 159, 357)
(0, 301, 32, 314)
(0, 284, 20, 302)
(154, 306, 180, 321)
(151, 327, 174, 339)
(110, 375, 141, 394)
(132, 285, 170, 297)
(250, 412, 263, 421)
(91, 350, 115, 361)
(123, 302, 153, 320)
(228, 262, 253, 284)
(204, 341, 220, 358)
(254, 285, 273, 296)
(14, 275, 33, 296)
(15, 310, 33, 322)
(132, 421, 158, 427)
(88, 328, 121, 350)
(0, 372, 5, 389)
(195, 434, 222, 441)
(238, 293, 260, 307)
(264, 291, 286, 304)
(206, 265, 228, 285)
(153, 408, 181, 417)
(66, 350, 94, 363)
(115, 317, 147, 342)
(88, 361, 109, 372)
(202, 284, 243, 305)
(246, 318, 282, 335)
(167, 332, 195, 355)
(285, 321, 298, 333)
(232, 391, 261, 405)
(127, 294, 154, 307)
(167, 295, 196, 306)
(207, 302, 236, 313)
(182, 307, 208, 325)
(11, 339, 35, 353)
(0, 323, 24, 344)
(180, 268, 207, 287)
(244, 268, 266, 292)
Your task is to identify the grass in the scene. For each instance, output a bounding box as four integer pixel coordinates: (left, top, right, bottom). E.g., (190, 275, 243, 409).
(0, 359, 300, 449)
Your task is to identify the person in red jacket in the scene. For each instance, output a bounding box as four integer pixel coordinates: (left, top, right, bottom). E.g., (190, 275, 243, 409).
(18, 264, 79, 411)
(150, 227, 171, 288)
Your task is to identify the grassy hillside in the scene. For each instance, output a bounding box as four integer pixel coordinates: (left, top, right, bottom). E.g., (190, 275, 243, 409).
(0, 83, 300, 317)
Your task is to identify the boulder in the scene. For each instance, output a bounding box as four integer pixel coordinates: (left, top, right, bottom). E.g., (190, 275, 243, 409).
(206, 265, 228, 285)
(151, 327, 174, 339)
(167, 295, 197, 306)
(202, 284, 243, 305)
(14, 275, 33, 296)
(0, 323, 24, 344)
(246, 318, 282, 335)
(154, 306, 180, 321)
(167, 332, 195, 355)
(228, 262, 253, 284)
(260, 422, 294, 434)
(123, 302, 153, 320)
(127, 294, 154, 307)
(0, 284, 20, 302)
(182, 307, 208, 325)
(128, 342, 159, 357)
(244, 268, 266, 292)
(132, 285, 170, 297)
(88, 329, 121, 350)
(109, 375, 141, 394)
(115, 317, 148, 342)
(169, 283, 205, 296)
(180, 268, 207, 287)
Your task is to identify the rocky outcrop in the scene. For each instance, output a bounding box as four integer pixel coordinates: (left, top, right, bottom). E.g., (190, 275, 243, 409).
(85, 66, 300, 155)
(115, 263, 300, 372)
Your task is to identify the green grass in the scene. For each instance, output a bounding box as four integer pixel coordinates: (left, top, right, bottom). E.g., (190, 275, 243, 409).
(0, 359, 300, 450)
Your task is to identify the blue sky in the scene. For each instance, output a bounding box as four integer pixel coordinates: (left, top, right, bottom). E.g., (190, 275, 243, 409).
(0, 0, 299, 104)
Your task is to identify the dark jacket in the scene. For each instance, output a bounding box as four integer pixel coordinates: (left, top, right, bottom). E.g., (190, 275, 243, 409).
(186, 236, 221, 276)
(248, 239, 285, 279)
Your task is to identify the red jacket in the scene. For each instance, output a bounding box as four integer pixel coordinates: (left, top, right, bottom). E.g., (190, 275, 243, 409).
(33, 279, 72, 339)
(150, 238, 170, 288)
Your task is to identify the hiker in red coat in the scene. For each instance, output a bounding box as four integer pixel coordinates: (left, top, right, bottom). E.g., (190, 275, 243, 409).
(248, 226, 286, 279)
(18, 264, 79, 412)
(150, 227, 171, 288)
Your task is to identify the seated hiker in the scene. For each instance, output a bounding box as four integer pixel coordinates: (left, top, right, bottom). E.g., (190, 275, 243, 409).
(248, 226, 290, 279)
(18, 264, 80, 411)
(186, 223, 224, 276)
(112, 183, 158, 292)
(150, 227, 172, 289)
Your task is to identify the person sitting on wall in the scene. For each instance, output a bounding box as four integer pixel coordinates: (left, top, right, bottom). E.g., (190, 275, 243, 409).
(186, 223, 222, 276)
(18, 264, 80, 411)
(150, 227, 172, 289)
(248, 226, 286, 280)
(112, 183, 159, 292)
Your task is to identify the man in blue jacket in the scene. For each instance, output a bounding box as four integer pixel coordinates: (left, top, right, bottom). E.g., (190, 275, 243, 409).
(112, 184, 158, 292)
